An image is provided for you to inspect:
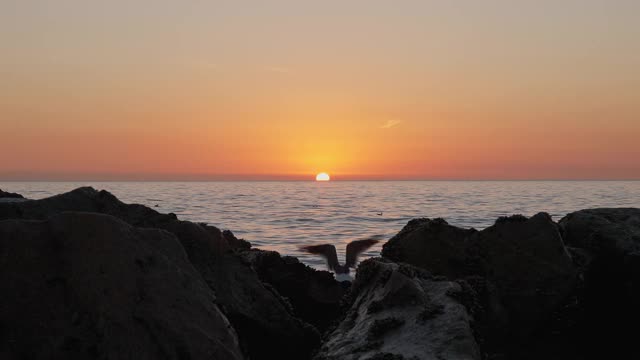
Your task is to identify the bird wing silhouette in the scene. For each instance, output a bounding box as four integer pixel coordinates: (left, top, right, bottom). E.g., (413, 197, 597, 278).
(345, 238, 380, 268)
(300, 244, 340, 271)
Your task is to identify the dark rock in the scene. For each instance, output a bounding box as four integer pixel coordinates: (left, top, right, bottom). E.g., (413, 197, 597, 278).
(0, 187, 320, 360)
(314, 258, 480, 360)
(0, 189, 26, 203)
(559, 208, 640, 255)
(0, 212, 243, 360)
(382, 213, 577, 352)
(205, 249, 320, 360)
(0, 188, 24, 198)
(559, 208, 640, 358)
(240, 249, 349, 332)
(475, 213, 576, 339)
(222, 229, 252, 251)
(381, 217, 479, 279)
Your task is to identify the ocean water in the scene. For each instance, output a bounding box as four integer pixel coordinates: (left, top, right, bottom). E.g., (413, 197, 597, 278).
(1, 181, 639, 272)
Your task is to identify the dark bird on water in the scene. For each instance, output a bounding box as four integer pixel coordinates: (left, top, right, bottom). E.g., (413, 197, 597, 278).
(300, 237, 381, 278)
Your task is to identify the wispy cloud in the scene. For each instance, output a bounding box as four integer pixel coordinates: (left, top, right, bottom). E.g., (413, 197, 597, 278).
(380, 119, 401, 129)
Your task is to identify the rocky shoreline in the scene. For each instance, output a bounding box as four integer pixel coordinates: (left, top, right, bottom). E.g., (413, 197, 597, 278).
(1, 187, 638, 359)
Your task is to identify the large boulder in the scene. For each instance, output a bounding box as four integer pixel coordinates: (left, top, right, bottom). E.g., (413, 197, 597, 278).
(0, 212, 243, 360)
(0, 189, 26, 203)
(0, 189, 24, 198)
(240, 249, 350, 332)
(382, 213, 577, 352)
(559, 208, 640, 358)
(0, 187, 320, 360)
(205, 248, 319, 360)
(221, 229, 252, 251)
(559, 208, 640, 255)
(380, 218, 479, 279)
(474, 213, 576, 339)
(314, 258, 481, 360)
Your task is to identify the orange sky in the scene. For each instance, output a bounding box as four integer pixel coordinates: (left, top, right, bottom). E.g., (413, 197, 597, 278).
(1, 1, 639, 180)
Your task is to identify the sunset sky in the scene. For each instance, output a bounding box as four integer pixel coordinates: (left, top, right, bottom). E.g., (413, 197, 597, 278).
(1, 0, 639, 180)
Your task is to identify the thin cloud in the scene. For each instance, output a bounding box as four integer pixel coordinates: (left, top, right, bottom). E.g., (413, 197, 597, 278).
(380, 119, 401, 129)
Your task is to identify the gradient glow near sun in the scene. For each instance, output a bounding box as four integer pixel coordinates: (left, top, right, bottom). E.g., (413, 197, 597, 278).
(316, 173, 330, 181)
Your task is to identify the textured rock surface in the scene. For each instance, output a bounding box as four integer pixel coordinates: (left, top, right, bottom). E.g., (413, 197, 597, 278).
(558, 208, 640, 358)
(381, 217, 479, 279)
(240, 249, 350, 332)
(0, 187, 320, 360)
(474, 213, 577, 339)
(6, 186, 637, 360)
(315, 258, 480, 360)
(0, 188, 24, 198)
(559, 208, 640, 255)
(0, 212, 243, 360)
(382, 213, 577, 351)
(221, 229, 253, 251)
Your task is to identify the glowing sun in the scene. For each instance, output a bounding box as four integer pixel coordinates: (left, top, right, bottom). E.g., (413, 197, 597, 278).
(315, 172, 330, 181)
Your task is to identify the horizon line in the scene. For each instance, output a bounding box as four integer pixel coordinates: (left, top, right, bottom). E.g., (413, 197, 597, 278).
(2, 172, 639, 182)
(2, 178, 639, 182)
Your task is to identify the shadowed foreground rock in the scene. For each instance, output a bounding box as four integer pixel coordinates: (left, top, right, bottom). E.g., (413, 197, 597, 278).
(240, 249, 350, 332)
(0, 189, 24, 198)
(0, 189, 26, 203)
(382, 213, 577, 354)
(560, 208, 640, 254)
(5, 186, 638, 360)
(0, 212, 243, 360)
(0, 188, 319, 360)
(559, 208, 640, 358)
(315, 258, 480, 360)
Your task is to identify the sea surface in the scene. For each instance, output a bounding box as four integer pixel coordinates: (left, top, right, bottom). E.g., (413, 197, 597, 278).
(2, 181, 639, 272)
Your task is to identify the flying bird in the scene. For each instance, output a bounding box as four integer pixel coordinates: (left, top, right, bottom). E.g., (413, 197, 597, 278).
(300, 236, 381, 276)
